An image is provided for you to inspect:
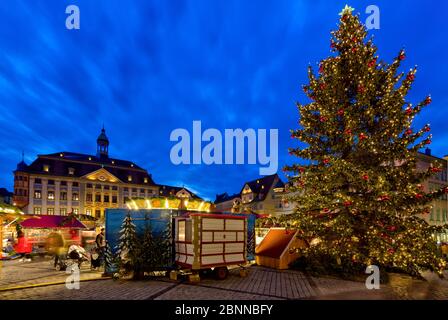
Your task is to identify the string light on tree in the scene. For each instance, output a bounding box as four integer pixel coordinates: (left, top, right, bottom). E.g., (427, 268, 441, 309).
(281, 6, 447, 277)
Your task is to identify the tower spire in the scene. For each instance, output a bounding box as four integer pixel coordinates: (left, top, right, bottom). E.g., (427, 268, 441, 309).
(97, 126, 109, 158)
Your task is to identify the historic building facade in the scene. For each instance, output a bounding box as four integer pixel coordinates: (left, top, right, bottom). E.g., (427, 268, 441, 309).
(214, 174, 292, 216)
(417, 148, 448, 242)
(12, 128, 194, 219)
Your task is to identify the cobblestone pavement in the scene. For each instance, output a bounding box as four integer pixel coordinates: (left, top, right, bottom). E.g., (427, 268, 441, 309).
(1, 258, 448, 300)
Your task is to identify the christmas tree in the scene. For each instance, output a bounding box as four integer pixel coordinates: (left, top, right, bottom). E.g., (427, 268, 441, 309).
(117, 213, 138, 267)
(283, 6, 447, 277)
(103, 240, 117, 275)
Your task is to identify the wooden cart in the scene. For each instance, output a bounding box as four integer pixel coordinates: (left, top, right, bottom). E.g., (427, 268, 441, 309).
(172, 213, 248, 281)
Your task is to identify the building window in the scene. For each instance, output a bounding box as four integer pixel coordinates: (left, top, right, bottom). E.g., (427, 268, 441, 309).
(95, 184, 101, 189)
(60, 192, 67, 200)
(60, 208, 67, 216)
(43, 165, 50, 172)
(47, 191, 55, 200)
(140, 188, 145, 193)
(34, 207, 41, 215)
(34, 190, 42, 199)
(104, 185, 110, 190)
(72, 193, 79, 201)
(128, 175, 132, 182)
(86, 183, 93, 188)
(35, 178, 42, 184)
(72, 182, 79, 187)
(124, 187, 129, 192)
(60, 181, 67, 186)
(48, 180, 55, 185)
(112, 186, 118, 191)
(104, 195, 110, 203)
(86, 209, 92, 216)
(112, 195, 117, 204)
(73, 208, 79, 214)
(132, 188, 137, 192)
(86, 193, 93, 202)
(95, 210, 101, 218)
(95, 194, 102, 202)
(68, 168, 75, 175)
(144, 177, 148, 183)
(47, 208, 54, 215)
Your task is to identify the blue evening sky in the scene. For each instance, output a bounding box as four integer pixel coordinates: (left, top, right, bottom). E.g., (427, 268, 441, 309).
(0, 0, 447, 200)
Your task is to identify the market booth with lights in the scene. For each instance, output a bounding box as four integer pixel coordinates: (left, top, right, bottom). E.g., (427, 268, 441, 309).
(18, 215, 88, 255)
(105, 197, 257, 276)
(0, 204, 24, 255)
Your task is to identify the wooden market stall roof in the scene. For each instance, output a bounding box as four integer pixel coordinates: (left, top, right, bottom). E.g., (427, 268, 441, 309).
(20, 215, 87, 229)
(256, 228, 298, 259)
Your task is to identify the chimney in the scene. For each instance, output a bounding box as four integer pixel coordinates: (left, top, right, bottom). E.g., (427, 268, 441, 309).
(425, 147, 431, 156)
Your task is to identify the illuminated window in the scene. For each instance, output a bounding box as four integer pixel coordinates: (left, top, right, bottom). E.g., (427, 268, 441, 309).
(128, 175, 132, 182)
(178, 221, 186, 241)
(34, 190, 42, 199)
(86, 209, 92, 216)
(73, 208, 79, 214)
(60, 208, 67, 216)
(86, 193, 93, 202)
(43, 165, 50, 172)
(34, 207, 41, 215)
(68, 168, 75, 175)
(72, 193, 79, 201)
(144, 178, 148, 183)
(47, 208, 54, 215)
(47, 191, 55, 200)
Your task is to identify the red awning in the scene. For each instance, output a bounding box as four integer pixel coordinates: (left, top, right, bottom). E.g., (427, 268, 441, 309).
(20, 215, 87, 229)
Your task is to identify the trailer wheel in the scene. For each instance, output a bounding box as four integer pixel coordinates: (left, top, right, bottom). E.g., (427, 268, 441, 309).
(214, 267, 228, 280)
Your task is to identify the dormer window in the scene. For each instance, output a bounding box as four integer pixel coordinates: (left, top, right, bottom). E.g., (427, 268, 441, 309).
(127, 175, 132, 182)
(68, 167, 75, 175)
(144, 177, 148, 183)
(43, 165, 50, 172)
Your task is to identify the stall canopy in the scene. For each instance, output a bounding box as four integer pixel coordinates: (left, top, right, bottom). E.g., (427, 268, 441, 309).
(20, 215, 87, 229)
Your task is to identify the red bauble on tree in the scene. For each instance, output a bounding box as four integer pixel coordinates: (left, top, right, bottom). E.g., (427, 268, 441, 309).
(424, 96, 432, 105)
(368, 58, 377, 68)
(405, 129, 413, 136)
(407, 73, 415, 82)
(362, 174, 369, 181)
(343, 200, 353, 207)
(337, 108, 344, 116)
(359, 133, 367, 141)
(415, 193, 424, 200)
(405, 107, 412, 115)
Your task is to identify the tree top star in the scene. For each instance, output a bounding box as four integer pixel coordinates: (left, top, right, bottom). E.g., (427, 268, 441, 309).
(339, 5, 354, 16)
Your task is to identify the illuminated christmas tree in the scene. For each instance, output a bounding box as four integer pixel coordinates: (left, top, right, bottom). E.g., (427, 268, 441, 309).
(283, 6, 447, 277)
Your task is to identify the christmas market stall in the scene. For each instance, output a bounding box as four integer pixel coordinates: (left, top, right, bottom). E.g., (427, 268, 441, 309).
(255, 228, 306, 270)
(104, 198, 257, 279)
(19, 215, 87, 255)
(173, 213, 248, 280)
(0, 204, 24, 260)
